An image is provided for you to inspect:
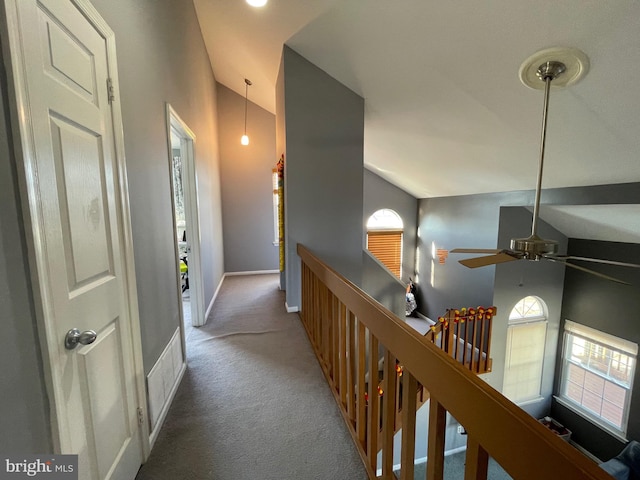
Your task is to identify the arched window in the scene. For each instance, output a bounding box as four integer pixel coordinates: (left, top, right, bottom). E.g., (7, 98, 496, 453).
(366, 209, 403, 278)
(503, 296, 547, 404)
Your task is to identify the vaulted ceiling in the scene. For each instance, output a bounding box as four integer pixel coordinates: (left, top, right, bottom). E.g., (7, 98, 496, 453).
(194, 0, 640, 201)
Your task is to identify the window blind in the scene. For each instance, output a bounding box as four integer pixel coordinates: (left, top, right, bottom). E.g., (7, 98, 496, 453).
(503, 321, 547, 403)
(565, 320, 638, 356)
(367, 230, 402, 278)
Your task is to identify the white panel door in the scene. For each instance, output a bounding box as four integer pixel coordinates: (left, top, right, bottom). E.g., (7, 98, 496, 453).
(4, 0, 145, 478)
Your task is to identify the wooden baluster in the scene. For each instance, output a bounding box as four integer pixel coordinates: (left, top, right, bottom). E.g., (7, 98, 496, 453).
(340, 303, 348, 407)
(464, 435, 489, 480)
(446, 311, 455, 357)
(329, 298, 341, 389)
(347, 311, 356, 424)
(322, 288, 334, 370)
(484, 311, 493, 373)
(462, 318, 470, 368)
(301, 263, 305, 325)
(477, 313, 486, 374)
(312, 275, 318, 346)
(426, 398, 446, 480)
(331, 295, 339, 386)
(367, 333, 379, 471)
(400, 371, 418, 480)
(356, 321, 367, 448)
(321, 284, 328, 356)
(382, 349, 397, 478)
(469, 316, 478, 373)
(395, 363, 402, 432)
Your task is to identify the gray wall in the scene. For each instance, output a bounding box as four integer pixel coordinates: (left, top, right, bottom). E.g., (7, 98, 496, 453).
(417, 183, 640, 320)
(491, 207, 567, 405)
(279, 46, 364, 309)
(417, 182, 640, 455)
(217, 83, 278, 273)
(0, 0, 225, 453)
(364, 168, 418, 285)
(362, 251, 406, 319)
(91, 0, 225, 373)
(418, 190, 532, 319)
(0, 45, 51, 453)
(551, 239, 640, 461)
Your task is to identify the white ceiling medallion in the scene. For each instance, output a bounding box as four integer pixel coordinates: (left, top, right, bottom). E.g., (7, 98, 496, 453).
(519, 47, 590, 90)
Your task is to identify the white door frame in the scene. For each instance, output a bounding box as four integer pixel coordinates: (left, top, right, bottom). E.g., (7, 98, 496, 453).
(166, 104, 205, 328)
(1, 0, 150, 458)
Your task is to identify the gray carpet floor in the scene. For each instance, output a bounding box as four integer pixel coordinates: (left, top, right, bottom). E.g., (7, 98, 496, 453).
(135, 274, 368, 480)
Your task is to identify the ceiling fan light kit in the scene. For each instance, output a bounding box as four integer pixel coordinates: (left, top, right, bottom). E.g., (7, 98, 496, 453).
(451, 47, 640, 285)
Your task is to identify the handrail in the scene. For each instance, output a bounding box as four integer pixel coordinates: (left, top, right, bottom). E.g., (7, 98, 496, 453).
(298, 244, 611, 480)
(425, 307, 494, 374)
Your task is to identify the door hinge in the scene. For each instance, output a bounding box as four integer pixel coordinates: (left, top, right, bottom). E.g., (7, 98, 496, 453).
(137, 407, 144, 426)
(107, 77, 115, 104)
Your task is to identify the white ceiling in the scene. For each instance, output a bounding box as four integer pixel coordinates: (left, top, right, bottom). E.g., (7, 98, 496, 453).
(193, 1, 640, 243)
(538, 205, 640, 244)
(194, 0, 640, 200)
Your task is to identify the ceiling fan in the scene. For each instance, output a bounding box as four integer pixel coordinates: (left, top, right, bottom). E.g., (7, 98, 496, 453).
(451, 48, 640, 285)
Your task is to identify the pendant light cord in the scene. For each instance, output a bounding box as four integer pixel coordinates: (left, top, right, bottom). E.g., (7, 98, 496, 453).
(244, 80, 249, 135)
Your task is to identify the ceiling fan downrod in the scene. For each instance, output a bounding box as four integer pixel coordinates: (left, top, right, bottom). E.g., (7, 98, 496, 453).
(531, 61, 565, 238)
(511, 61, 566, 259)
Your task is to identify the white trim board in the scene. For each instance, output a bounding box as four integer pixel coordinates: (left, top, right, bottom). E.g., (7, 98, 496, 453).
(285, 303, 299, 313)
(225, 270, 279, 276)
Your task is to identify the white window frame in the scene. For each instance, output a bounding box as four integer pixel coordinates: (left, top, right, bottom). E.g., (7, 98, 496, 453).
(366, 209, 404, 278)
(557, 320, 637, 440)
(502, 296, 547, 405)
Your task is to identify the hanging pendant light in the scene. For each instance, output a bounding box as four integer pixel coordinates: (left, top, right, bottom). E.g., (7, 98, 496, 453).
(241, 78, 252, 146)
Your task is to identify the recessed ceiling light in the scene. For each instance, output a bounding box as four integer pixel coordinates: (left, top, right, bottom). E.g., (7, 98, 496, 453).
(246, 0, 267, 7)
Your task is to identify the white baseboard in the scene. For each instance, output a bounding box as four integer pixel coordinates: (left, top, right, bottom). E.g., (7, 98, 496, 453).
(285, 303, 299, 313)
(147, 328, 185, 449)
(225, 269, 279, 276)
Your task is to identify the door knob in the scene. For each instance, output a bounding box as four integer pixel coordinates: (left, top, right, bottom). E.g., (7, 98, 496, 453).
(64, 328, 98, 350)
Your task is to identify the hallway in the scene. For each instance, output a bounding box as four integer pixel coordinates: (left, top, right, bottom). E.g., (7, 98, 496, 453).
(136, 274, 367, 479)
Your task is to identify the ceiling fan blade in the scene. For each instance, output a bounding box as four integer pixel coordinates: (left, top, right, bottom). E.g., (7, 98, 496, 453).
(548, 255, 640, 269)
(459, 253, 520, 268)
(543, 257, 631, 285)
(451, 248, 502, 254)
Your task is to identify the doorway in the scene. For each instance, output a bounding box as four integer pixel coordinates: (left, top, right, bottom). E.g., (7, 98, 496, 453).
(166, 105, 205, 337)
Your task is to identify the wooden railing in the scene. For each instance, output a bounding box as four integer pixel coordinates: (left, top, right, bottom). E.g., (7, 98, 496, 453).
(374, 363, 430, 449)
(425, 307, 494, 375)
(298, 244, 611, 480)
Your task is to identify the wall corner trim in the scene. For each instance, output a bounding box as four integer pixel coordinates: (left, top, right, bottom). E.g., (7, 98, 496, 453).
(285, 303, 299, 313)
